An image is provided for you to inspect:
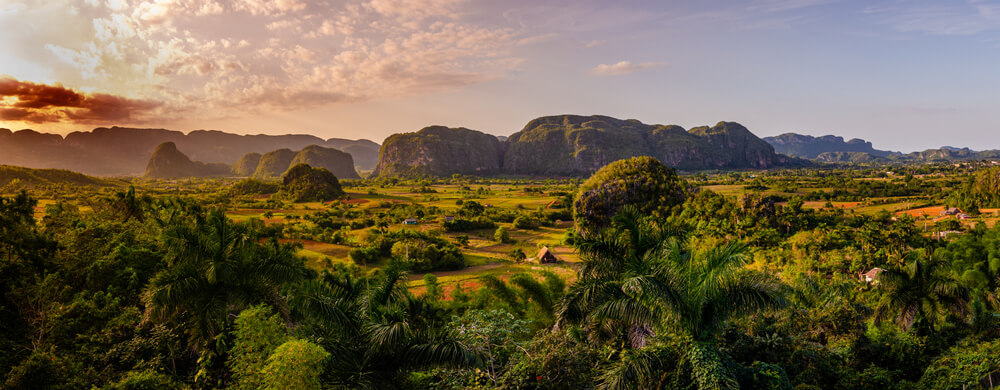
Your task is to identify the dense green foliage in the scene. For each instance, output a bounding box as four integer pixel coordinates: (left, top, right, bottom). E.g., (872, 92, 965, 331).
(350, 228, 465, 271)
(0, 164, 115, 192)
(229, 178, 279, 195)
(948, 166, 1000, 212)
(573, 156, 687, 235)
(277, 163, 346, 202)
(5, 160, 1000, 389)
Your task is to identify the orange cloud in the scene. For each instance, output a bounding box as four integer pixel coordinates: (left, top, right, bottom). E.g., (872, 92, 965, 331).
(0, 77, 160, 124)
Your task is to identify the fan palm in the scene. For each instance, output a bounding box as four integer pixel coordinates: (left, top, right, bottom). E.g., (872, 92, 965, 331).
(142, 210, 306, 350)
(873, 256, 970, 332)
(290, 264, 479, 389)
(557, 206, 786, 389)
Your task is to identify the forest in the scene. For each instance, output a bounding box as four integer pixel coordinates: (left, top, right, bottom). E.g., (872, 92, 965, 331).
(3, 158, 1000, 389)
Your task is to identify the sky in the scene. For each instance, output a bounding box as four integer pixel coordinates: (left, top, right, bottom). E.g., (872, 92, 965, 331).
(2, 0, 1000, 152)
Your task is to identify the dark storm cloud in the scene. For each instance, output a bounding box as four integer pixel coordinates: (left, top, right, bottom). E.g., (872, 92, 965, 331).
(0, 76, 161, 124)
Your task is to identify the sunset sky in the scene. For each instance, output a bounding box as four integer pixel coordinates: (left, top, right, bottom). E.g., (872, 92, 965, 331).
(2, 0, 1000, 151)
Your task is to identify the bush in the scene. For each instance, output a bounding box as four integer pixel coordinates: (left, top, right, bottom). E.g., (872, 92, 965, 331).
(230, 178, 279, 195)
(260, 339, 330, 389)
(513, 215, 541, 230)
(229, 306, 289, 390)
(391, 238, 465, 272)
(443, 216, 496, 232)
(495, 226, 511, 243)
(459, 200, 485, 216)
(508, 248, 527, 261)
(106, 370, 184, 390)
(349, 247, 379, 265)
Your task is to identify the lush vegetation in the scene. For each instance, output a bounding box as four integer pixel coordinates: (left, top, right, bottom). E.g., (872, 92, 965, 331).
(2, 160, 1000, 389)
(573, 156, 686, 235)
(277, 163, 346, 202)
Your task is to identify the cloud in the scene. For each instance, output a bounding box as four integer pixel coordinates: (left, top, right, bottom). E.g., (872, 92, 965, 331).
(233, 0, 306, 16)
(590, 61, 667, 76)
(0, 0, 528, 128)
(746, 0, 838, 14)
(867, 2, 1000, 36)
(0, 76, 161, 124)
(366, 0, 467, 20)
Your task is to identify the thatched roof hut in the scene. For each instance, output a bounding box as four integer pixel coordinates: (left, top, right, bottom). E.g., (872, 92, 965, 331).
(536, 247, 559, 263)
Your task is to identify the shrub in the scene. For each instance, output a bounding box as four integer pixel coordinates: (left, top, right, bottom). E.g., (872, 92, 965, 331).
(495, 226, 511, 243)
(443, 216, 496, 232)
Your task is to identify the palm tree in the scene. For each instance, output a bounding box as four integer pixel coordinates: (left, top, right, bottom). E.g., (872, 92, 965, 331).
(289, 264, 479, 389)
(557, 207, 787, 389)
(142, 210, 306, 350)
(786, 273, 870, 343)
(873, 256, 970, 333)
(557, 206, 677, 347)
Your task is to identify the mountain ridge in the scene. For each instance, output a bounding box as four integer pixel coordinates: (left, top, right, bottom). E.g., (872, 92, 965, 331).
(763, 133, 894, 159)
(763, 132, 1000, 163)
(0, 126, 379, 176)
(376, 115, 804, 178)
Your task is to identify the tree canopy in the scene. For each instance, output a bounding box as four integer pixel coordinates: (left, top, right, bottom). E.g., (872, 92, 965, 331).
(278, 163, 346, 202)
(573, 156, 687, 236)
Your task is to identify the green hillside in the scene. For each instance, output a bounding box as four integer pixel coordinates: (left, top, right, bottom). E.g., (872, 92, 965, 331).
(0, 165, 118, 191)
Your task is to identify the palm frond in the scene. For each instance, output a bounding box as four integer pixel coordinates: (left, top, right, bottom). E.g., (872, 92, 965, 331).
(365, 316, 413, 356)
(597, 349, 661, 390)
(510, 273, 554, 316)
(590, 298, 657, 331)
(404, 334, 481, 368)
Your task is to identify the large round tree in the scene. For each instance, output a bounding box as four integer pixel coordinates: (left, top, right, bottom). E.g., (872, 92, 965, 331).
(279, 163, 346, 202)
(573, 156, 686, 236)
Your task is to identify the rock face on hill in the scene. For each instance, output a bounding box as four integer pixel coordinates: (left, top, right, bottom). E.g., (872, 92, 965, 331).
(815, 151, 878, 163)
(372, 126, 505, 177)
(501, 115, 796, 176)
(761, 133, 1000, 163)
(234, 153, 262, 176)
(904, 147, 1000, 161)
(0, 126, 379, 176)
(372, 115, 801, 177)
(325, 138, 380, 171)
(144, 142, 230, 178)
(763, 133, 891, 159)
(688, 122, 786, 169)
(253, 149, 297, 178)
(289, 145, 361, 179)
(503, 115, 653, 175)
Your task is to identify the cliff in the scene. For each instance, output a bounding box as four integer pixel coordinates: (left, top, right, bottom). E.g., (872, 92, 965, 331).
(372, 126, 505, 177)
(143, 142, 230, 178)
(289, 145, 361, 179)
